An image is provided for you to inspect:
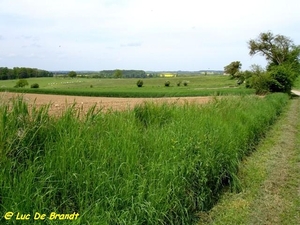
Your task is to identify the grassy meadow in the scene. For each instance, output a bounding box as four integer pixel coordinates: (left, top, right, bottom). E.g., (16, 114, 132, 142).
(0, 76, 254, 97)
(0, 93, 289, 224)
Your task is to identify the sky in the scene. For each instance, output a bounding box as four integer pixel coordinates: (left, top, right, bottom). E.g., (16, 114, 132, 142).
(0, 0, 299, 71)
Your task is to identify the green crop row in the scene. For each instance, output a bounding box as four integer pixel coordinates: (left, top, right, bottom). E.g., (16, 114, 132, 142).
(0, 87, 254, 97)
(0, 93, 288, 224)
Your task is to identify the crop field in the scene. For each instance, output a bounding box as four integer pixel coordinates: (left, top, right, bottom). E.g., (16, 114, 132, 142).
(0, 76, 255, 97)
(0, 93, 288, 224)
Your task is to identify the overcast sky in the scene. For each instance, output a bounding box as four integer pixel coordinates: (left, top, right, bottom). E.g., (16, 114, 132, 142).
(0, 0, 299, 71)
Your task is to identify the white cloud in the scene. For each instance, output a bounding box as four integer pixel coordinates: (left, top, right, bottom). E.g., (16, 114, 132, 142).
(0, 0, 299, 70)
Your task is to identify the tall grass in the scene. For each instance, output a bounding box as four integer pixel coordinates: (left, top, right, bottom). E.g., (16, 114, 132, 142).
(0, 93, 288, 224)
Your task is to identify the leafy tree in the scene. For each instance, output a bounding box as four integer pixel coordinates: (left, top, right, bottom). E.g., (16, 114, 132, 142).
(14, 79, 29, 88)
(248, 31, 300, 93)
(113, 69, 123, 78)
(248, 31, 299, 66)
(224, 61, 242, 79)
(0, 67, 9, 80)
(136, 80, 143, 87)
(68, 71, 77, 78)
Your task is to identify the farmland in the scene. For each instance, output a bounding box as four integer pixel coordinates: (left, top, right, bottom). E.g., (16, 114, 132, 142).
(0, 75, 298, 224)
(0, 76, 254, 97)
(0, 92, 289, 224)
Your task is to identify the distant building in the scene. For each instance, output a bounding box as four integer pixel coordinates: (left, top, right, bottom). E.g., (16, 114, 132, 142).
(160, 73, 177, 77)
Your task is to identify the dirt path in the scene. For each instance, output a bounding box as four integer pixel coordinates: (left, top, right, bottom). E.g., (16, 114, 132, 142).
(248, 98, 300, 224)
(291, 89, 300, 96)
(198, 98, 300, 225)
(0, 92, 212, 115)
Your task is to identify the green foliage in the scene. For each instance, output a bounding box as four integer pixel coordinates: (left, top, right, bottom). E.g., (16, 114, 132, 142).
(224, 61, 242, 79)
(0, 94, 288, 224)
(268, 64, 294, 93)
(113, 69, 123, 78)
(183, 81, 189, 86)
(248, 32, 297, 65)
(30, 83, 39, 88)
(248, 31, 300, 94)
(293, 76, 300, 89)
(246, 64, 296, 94)
(177, 81, 182, 86)
(165, 80, 170, 87)
(14, 79, 29, 88)
(99, 69, 146, 78)
(68, 71, 77, 78)
(244, 65, 270, 94)
(136, 79, 144, 87)
(0, 67, 52, 80)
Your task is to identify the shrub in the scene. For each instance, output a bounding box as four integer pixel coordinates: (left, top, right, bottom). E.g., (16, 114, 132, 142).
(177, 81, 181, 86)
(136, 80, 143, 87)
(183, 81, 188, 86)
(164, 81, 170, 87)
(268, 64, 294, 93)
(30, 83, 39, 88)
(249, 72, 272, 95)
(14, 79, 29, 88)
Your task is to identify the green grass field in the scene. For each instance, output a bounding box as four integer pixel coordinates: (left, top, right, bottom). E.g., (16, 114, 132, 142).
(0, 93, 288, 224)
(0, 76, 255, 97)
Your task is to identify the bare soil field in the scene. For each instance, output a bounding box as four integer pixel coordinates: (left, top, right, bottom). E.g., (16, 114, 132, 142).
(0, 92, 212, 115)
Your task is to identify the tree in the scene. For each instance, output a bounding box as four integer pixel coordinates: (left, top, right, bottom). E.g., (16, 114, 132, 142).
(248, 31, 298, 66)
(113, 69, 123, 78)
(14, 79, 29, 88)
(68, 71, 77, 78)
(224, 61, 242, 79)
(136, 80, 143, 87)
(0, 67, 9, 80)
(248, 31, 300, 93)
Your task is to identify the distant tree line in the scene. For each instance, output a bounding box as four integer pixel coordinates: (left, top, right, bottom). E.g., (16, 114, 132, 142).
(0, 67, 53, 80)
(93, 70, 147, 78)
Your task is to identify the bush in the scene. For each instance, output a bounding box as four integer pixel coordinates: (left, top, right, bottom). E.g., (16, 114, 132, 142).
(164, 81, 170, 87)
(14, 79, 29, 88)
(268, 65, 294, 93)
(177, 81, 181, 86)
(136, 80, 143, 87)
(183, 81, 189, 86)
(30, 83, 39, 88)
(246, 64, 296, 94)
(249, 72, 272, 95)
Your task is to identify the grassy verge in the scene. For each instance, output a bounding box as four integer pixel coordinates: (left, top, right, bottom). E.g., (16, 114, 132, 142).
(198, 97, 300, 225)
(0, 94, 288, 224)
